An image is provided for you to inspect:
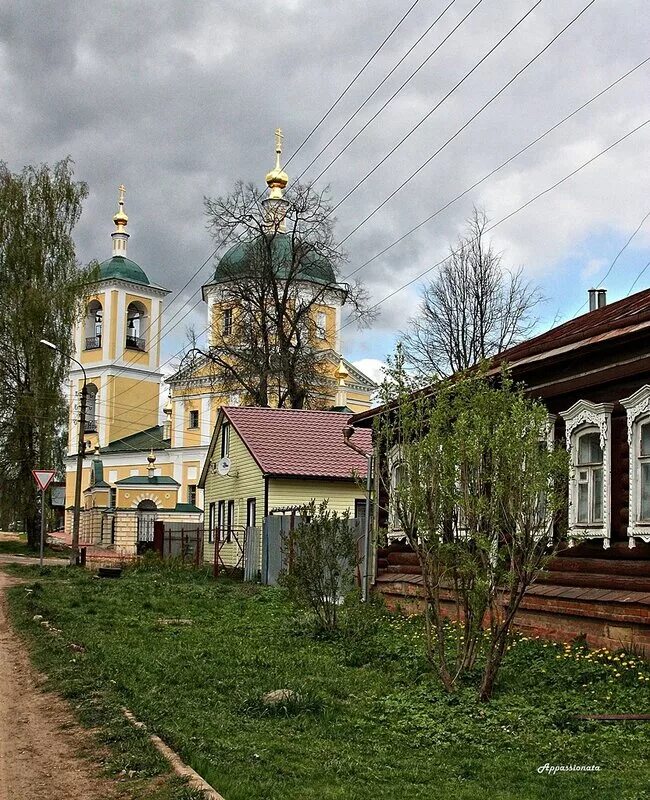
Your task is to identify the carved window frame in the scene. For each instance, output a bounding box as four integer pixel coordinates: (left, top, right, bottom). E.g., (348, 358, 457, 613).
(620, 385, 650, 548)
(560, 400, 613, 549)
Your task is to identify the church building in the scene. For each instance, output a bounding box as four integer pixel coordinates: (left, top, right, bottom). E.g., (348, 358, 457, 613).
(65, 134, 376, 555)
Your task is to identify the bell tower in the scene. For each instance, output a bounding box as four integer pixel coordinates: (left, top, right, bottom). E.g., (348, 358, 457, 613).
(68, 186, 170, 453)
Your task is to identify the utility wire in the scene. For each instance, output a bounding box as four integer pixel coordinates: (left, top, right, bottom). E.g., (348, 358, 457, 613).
(572, 208, 650, 314)
(294, 0, 460, 181)
(337, 0, 597, 243)
(284, 0, 422, 168)
(339, 55, 650, 280)
(627, 260, 650, 296)
(111, 96, 649, 418)
(337, 116, 650, 331)
(329, 0, 547, 214)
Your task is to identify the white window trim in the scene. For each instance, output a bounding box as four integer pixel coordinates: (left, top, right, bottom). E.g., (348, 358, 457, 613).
(560, 400, 613, 549)
(620, 385, 650, 548)
(387, 444, 403, 536)
(531, 414, 557, 542)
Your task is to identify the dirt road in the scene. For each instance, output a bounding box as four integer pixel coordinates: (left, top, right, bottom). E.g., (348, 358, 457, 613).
(0, 571, 117, 800)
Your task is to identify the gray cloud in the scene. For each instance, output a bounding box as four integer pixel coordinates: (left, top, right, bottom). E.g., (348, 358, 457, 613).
(1, 0, 648, 366)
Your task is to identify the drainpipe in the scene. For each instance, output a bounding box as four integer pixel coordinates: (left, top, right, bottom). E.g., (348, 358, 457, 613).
(343, 425, 373, 603)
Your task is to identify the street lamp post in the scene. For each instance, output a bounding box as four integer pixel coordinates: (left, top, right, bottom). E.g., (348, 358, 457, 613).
(343, 425, 374, 603)
(40, 339, 87, 566)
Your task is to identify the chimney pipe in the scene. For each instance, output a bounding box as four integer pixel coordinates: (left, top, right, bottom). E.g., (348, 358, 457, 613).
(588, 288, 607, 312)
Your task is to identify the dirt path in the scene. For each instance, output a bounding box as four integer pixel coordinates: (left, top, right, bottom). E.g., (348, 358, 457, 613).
(0, 571, 117, 800)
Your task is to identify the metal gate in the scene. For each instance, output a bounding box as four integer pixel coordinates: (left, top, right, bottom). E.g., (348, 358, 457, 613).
(153, 522, 204, 564)
(243, 525, 261, 582)
(261, 514, 363, 587)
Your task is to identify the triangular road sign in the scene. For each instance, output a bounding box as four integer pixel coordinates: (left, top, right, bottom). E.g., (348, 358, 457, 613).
(32, 469, 56, 491)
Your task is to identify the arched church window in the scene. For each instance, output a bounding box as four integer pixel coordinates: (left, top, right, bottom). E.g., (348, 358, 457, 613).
(126, 302, 147, 351)
(84, 300, 102, 350)
(84, 383, 98, 433)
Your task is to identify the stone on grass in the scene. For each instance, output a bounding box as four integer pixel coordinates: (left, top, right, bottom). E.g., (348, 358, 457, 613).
(262, 689, 299, 706)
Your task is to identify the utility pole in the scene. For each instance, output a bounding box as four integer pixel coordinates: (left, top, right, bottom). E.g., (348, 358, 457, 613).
(71, 381, 88, 566)
(40, 339, 87, 566)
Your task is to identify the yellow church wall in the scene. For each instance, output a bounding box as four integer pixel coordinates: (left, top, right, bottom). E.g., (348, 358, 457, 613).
(65, 466, 93, 507)
(182, 398, 203, 448)
(107, 375, 159, 441)
(311, 303, 336, 350)
(116, 486, 177, 510)
(82, 347, 104, 365)
(182, 461, 202, 504)
(109, 290, 118, 360)
(67, 461, 177, 513)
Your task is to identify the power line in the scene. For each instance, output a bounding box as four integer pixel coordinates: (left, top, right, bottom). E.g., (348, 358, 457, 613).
(86, 1, 505, 398)
(627, 259, 650, 296)
(572, 208, 650, 315)
(329, 0, 547, 215)
(337, 116, 650, 331)
(284, 0, 422, 168)
(294, 0, 461, 181)
(112, 87, 647, 417)
(337, 0, 597, 244)
(339, 55, 650, 281)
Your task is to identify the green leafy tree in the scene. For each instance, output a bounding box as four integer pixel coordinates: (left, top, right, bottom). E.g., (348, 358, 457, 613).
(376, 360, 568, 700)
(0, 159, 95, 547)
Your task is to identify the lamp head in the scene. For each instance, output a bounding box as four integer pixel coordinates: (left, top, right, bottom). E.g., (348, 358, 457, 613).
(40, 339, 57, 351)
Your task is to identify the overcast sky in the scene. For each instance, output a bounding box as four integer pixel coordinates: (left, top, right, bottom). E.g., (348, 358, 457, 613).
(1, 0, 649, 384)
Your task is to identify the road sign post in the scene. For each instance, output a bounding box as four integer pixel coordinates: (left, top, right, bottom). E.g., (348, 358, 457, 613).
(32, 470, 56, 568)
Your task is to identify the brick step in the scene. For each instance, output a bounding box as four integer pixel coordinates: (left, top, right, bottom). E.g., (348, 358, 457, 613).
(375, 577, 650, 627)
(380, 563, 422, 575)
(547, 556, 650, 577)
(386, 551, 419, 567)
(537, 570, 650, 593)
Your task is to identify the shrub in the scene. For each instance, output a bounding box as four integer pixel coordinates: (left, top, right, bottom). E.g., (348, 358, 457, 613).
(279, 500, 360, 633)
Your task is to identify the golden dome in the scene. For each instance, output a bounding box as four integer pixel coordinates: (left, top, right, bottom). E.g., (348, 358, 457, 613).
(265, 128, 289, 194)
(113, 184, 128, 227)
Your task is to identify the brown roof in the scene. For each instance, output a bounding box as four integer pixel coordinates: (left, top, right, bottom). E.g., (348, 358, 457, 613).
(350, 287, 650, 426)
(223, 406, 372, 479)
(489, 288, 650, 368)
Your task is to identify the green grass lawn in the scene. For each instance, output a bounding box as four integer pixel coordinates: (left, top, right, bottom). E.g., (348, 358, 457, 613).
(0, 534, 67, 558)
(7, 562, 650, 800)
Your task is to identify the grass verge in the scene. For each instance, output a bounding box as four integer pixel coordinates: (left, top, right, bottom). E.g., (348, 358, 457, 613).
(6, 561, 650, 800)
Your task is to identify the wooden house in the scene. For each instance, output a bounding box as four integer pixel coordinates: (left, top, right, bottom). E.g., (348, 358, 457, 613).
(199, 406, 372, 570)
(351, 288, 650, 654)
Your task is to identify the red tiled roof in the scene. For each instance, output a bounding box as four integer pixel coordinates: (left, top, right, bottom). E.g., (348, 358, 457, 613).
(223, 407, 372, 479)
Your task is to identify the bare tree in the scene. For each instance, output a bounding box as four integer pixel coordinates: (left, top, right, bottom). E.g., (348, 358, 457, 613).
(401, 208, 542, 378)
(182, 180, 368, 409)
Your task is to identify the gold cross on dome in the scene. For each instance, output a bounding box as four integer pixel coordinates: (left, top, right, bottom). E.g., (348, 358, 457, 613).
(274, 128, 283, 154)
(118, 184, 126, 204)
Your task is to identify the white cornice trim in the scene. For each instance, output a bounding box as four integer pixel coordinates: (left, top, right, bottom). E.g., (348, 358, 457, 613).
(91, 277, 170, 297)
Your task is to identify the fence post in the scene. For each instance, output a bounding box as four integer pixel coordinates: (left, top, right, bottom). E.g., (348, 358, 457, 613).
(213, 527, 219, 579)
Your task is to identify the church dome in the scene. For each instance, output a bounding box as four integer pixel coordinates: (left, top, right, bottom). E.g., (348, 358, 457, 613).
(98, 255, 150, 286)
(214, 233, 336, 287)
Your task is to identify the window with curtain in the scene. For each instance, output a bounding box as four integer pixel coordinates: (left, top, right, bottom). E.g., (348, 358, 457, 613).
(575, 430, 603, 525)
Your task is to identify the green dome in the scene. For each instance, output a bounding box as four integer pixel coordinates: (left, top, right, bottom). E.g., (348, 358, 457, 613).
(215, 234, 336, 286)
(98, 256, 150, 286)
